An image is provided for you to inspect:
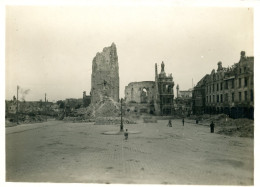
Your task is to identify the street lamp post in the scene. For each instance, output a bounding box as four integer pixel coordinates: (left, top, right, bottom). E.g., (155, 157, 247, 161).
(16, 85, 19, 124)
(120, 98, 124, 132)
(45, 93, 47, 121)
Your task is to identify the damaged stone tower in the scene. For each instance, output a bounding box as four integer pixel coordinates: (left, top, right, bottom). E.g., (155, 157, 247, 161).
(91, 43, 119, 104)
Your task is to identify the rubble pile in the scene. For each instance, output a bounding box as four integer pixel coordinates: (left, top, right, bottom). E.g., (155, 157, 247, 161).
(61, 97, 137, 124)
(6, 114, 46, 127)
(94, 98, 121, 117)
(189, 114, 254, 138)
(216, 118, 254, 138)
(84, 98, 120, 119)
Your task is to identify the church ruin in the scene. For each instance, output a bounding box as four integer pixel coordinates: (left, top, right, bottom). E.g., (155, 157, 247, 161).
(124, 62, 175, 115)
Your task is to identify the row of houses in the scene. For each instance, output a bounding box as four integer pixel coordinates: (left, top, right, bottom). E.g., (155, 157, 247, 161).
(192, 51, 254, 119)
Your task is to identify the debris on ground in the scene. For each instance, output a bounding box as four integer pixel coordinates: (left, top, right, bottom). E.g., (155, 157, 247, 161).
(60, 97, 137, 125)
(189, 114, 254, 138)
(5, 114, 46, 127)
(216, 118, 254, 138)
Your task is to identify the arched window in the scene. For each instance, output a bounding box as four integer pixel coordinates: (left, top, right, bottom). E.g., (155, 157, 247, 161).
(141, 88, 148, 103)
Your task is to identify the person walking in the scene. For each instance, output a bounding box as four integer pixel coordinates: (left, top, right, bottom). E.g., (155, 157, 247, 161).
(182, 118, 185, 126)
(124, 129, 129, 140)
(210, 121, 215, 133)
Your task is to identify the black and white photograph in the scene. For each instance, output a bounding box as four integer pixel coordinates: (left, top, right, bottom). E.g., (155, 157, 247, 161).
(2, 0, 259, 186)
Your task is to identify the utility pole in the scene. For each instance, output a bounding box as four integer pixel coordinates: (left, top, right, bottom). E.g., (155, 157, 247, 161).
(120, 98, 123, 132)
(45, 93, 47, 121)
(16, 85, 19, 124)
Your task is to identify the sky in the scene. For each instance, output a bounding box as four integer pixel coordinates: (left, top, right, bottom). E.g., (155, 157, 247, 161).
(4, 5, 254, 102)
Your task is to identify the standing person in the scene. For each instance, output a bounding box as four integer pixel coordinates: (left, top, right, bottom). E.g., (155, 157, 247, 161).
(210, 121, 215, 133)
(168, 119, 172, 127)
(182, 118, 185, 126)
(124, 129, 128, 140)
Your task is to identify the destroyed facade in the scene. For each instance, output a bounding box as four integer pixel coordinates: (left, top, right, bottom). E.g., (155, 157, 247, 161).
(91, 43, 119, 104)
(192, 51, 254, 119)
(175, 85, 193, 116)
(125, 61, 175, 115)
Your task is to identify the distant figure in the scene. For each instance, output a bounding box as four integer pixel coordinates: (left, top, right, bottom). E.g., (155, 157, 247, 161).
(167, 120, 172, 127)
(182, 118, 185, 126)
(196, 119, 198, 124)
(210, 121, 215, 133)
(124, 129, 128, 140)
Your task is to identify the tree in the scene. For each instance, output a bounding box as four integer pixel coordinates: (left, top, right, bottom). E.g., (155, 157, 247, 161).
(57, 100, 65, 109)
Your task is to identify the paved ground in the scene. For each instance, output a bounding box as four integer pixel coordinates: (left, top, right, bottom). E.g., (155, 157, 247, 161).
(6, 119, 254, 185)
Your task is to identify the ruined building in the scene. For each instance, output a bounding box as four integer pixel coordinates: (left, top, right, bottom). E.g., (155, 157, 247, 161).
(175, 85, 193, 115)
(91, 43, 119, 104)
(177, 88, 193, 99)
(192, 51, 254, 119)
(125, 81, 156, 114)
(124, 62, 174, 115)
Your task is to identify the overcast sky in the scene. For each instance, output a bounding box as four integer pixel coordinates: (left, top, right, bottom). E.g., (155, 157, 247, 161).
(5, 5, 254, 102)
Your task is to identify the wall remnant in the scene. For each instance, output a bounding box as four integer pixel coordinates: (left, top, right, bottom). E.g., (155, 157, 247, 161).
(91, 43, 119, 104)
(125, 81, 156, 115)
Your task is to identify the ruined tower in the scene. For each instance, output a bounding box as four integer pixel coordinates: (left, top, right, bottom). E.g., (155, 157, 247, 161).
(154, 63, 160, 115)
(91, 43, 119, 104)
(156, 61, 175, 115)
(176, 84, 179, 98)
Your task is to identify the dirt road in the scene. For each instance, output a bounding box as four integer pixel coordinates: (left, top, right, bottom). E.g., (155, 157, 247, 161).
(6, 119, 253, 184)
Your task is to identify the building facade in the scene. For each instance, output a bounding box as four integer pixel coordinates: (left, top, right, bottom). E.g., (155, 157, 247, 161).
(193, 51, 254, 119)
(192, 75, 208, 115)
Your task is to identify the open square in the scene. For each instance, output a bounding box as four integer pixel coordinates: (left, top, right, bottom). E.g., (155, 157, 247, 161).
(6, 119, 253, 185)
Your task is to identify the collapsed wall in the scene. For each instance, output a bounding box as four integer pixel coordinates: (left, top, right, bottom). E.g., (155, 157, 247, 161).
(91, 43, 119, 104)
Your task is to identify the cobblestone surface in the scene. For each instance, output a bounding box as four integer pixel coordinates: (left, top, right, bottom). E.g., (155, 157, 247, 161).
(6, 119, 253, 184)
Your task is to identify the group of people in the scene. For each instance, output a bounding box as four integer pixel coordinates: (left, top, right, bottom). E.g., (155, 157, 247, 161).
(167, 118, 215, 133)
(124, 118, 215, 140)
(167, 118, 185, 127)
